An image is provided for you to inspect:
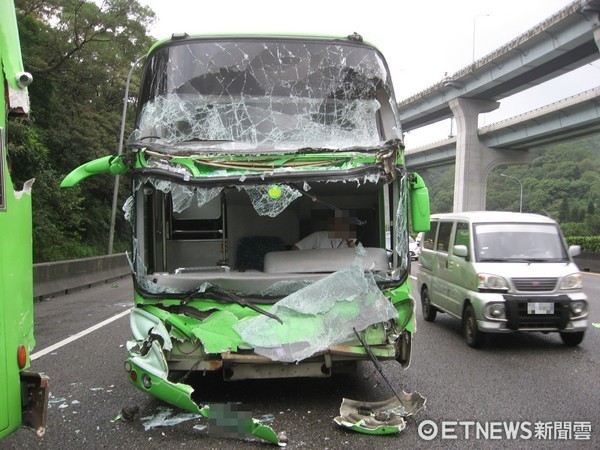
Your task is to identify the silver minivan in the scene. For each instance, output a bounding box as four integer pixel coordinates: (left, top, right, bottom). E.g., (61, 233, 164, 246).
(417, 212, 588, 348)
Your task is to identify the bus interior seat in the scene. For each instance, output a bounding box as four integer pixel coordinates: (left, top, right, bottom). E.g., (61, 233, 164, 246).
(235, 236, 286, 271)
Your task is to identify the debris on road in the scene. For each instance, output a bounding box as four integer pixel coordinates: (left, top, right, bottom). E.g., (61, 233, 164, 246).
(334, 392, 426, 435)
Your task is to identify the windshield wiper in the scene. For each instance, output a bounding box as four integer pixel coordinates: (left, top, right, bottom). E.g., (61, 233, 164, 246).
(480, 257, 562, 263)
(521, 257, 565, 263)
(182, 284, 283, 324)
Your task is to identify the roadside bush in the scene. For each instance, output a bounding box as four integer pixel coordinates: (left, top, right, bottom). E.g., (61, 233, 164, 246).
(566, 236, 600, 253)
(560, 222, 589, 237)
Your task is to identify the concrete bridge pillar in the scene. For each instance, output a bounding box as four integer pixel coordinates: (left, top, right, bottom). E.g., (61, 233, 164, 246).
(449, 97, 532, 212)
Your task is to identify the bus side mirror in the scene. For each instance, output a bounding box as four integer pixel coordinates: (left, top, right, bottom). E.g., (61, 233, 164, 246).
(408, 172, 430, 232)
(60, 155, 127, 188)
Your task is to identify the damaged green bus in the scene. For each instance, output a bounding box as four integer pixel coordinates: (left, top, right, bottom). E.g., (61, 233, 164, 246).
(0, 0, 48, 439)
(63, 34, 430, 439)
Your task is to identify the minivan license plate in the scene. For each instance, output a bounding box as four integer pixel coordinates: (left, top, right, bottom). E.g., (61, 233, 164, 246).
(527, 302, 554, 315)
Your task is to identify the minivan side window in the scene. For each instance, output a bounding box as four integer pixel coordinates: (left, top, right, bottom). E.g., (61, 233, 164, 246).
(436, 221, 453, 253)
(422, 222, 438, 250)
(454, 222, 470, 252)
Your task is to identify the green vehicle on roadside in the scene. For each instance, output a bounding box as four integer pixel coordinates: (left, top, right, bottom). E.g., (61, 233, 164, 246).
(63, 33, 430, 443)
(0, 0, 49, 439)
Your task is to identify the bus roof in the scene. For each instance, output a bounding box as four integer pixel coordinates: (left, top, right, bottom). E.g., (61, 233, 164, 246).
(145, 33, 379, 57)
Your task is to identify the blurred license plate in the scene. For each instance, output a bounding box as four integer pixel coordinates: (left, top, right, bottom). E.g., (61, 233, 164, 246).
(527, 302, 554, 315)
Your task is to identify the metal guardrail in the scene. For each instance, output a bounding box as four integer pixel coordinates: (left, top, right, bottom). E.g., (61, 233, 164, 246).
(574, 252, 600, 274)
(33, 253, 130, 299)
(32, 251, 598, 300)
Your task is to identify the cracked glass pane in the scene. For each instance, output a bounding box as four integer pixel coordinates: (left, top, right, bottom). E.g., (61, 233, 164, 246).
(197, 187, 223, 208)
(395, 175, 409, 271)
(123, 196, 134, 224)
(129, 237, 181, 294)
(131, 39, 401, 153)
(233, 261, 398, 362)
(171, 184, 195, 213)
(243, 185, 301, 217)
(149, 177, 172, 193)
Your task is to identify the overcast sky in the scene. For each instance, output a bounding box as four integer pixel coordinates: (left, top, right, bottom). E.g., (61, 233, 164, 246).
(139, 0, 599, 146)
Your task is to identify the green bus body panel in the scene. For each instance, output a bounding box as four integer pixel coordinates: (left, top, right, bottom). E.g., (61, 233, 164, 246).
(0, 154, 35, 439)
(0, 0, 26, 91)
(126, 365, 283, 445)
(0, 0, 36, 439)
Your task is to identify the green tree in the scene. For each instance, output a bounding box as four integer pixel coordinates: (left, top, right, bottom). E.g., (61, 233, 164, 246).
(11, 0, 155, 261)
(587, 200, 595, 215)
(558, 198, 569, 222)
(419, 165, 455, 214)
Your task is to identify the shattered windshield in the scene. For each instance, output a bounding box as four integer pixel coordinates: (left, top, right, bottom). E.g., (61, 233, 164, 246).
(131, 37, 401, 153)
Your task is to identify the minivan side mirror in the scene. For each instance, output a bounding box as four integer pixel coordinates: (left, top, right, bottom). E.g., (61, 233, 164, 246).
(408, 173, 430, 232)
(568, 245, 581, 258)
(453, 245, 468, 258)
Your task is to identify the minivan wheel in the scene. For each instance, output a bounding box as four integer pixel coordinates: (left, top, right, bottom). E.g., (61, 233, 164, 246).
(421, 287, 437, 322)
(560, 331, 585, 347)
(463, 304, 484, 348)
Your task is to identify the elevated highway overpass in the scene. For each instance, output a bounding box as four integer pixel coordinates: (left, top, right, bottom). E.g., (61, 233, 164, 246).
(405, 86, 600, 168)
(399, 0, 600, 211)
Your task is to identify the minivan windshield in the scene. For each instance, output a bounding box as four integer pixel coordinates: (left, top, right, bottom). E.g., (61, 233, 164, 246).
(131, 38, 401, 153)
(474, 223, 569, 262)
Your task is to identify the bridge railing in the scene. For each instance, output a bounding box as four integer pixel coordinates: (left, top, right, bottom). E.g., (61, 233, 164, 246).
(33, 253, 130, 299)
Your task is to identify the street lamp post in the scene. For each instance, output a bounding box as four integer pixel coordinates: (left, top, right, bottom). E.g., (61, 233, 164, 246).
(472, 14, 490, 62)
(108, 55, 145, 255)
(500, 174, 523, 213)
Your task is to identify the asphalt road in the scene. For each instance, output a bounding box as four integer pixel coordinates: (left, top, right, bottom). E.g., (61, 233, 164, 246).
(2, 267, 599, 449)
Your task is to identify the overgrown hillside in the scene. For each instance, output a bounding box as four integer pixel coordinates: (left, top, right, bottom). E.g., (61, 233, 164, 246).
(420, 133, 600, 238)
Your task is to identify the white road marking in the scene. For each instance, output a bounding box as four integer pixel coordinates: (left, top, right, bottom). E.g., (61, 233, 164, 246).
(31, 308, 131, 360)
